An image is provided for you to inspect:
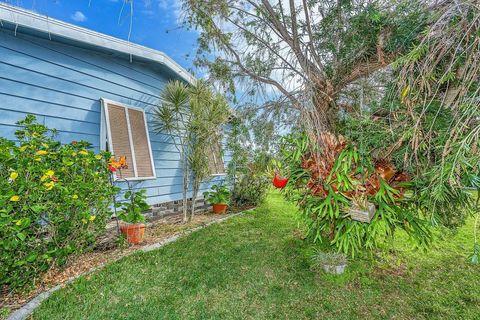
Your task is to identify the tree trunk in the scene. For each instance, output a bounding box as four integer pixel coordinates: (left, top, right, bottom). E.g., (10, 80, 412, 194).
(190, 184, 199, 222)
(310, 85, 339, 134)
(182, 176, 188, 223)
(181, 155, 189, 223)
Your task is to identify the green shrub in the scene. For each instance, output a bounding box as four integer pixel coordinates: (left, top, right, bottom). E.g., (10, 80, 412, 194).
(0, 115, 118, 290)
(231, 168, 270, 207)
(226, 118, 271, 207)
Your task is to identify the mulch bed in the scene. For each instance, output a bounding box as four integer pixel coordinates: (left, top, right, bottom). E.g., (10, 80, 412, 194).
(0, 208, 251, 317)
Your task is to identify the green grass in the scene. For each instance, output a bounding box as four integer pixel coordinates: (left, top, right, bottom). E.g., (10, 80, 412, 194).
(32, 192, 479, 319)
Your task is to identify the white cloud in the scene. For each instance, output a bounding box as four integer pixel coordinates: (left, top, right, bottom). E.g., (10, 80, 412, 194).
(71, 11, 87, 22)
(155, 0, 182, 24)
(135, 0, 183, 23)
(156, 0, 168, 10)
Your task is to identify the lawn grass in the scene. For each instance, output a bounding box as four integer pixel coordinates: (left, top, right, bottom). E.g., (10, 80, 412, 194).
(32, 192, 479, 319)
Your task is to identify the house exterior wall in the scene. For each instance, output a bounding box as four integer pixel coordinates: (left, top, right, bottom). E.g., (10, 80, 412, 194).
(0, 28, 229, 205)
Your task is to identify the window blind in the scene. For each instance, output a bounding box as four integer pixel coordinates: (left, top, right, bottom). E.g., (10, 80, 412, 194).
(102, 99, 155, 180)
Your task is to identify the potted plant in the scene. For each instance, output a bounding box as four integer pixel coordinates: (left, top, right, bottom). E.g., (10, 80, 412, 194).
(117, 189, 150, 244)
(347, 195, 376, 223)
(272, 173, 289, 188)
(203, 185, 231, 214)
(311, 250, 347, 275)
(268, 159, 289, 189)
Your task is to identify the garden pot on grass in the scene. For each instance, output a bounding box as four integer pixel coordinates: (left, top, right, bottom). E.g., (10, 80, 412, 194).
(312, 251, 347, 275)
(212, 203, 228, 214)
(322, 264, 346, 274)
(120, 223, 145, 244)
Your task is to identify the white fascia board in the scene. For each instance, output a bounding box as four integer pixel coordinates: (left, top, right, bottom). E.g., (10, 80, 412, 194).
(0, 3, 196, 84)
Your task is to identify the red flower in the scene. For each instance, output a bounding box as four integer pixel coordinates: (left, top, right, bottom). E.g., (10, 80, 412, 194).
(108, 164, 117, 172)
(51, 176, 59, 182)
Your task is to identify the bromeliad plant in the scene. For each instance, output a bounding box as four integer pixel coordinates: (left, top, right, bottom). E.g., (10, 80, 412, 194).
(281, 133, 432, 257)
(0, 115, 118, 290)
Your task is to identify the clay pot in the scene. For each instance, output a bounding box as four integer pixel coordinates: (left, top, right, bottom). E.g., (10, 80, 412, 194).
(120, 223, 145, 244)
(272, 175, 289, 188)
(212, 203, 228, 214)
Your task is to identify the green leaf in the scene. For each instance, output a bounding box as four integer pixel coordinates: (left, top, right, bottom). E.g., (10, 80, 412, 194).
(17, 232, 26, 241)
(31, 205, 45, 213)
(470, 254, 479, 265)
(26, 253, 38, 262)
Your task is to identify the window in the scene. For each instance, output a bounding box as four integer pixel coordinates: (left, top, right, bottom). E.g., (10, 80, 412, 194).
(208, 141, 225, 175)
(101, 99, 156, 180)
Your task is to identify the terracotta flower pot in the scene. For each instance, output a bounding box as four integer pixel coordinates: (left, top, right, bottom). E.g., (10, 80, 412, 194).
(120, 223, 145, 244)
(212, 203, 228, 214)
(272, 175, 289, 188)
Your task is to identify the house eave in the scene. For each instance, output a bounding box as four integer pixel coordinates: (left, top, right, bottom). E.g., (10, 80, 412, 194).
(0, 2, 196, 84)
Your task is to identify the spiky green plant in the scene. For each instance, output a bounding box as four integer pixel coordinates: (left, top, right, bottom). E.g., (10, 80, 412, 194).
(152, 81, 191, 222)
(152, 80, 230, 222)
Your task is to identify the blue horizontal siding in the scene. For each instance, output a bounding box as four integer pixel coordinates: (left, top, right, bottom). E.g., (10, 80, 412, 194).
(0, 62, 159, 109)
(116, 177, 226, 204)
(0, 30, 167, 94)
(0, 124, 101, 149)
(0, 95, 100, 123)
(0, 27, 228, 205)
(23, 31, 172, 89)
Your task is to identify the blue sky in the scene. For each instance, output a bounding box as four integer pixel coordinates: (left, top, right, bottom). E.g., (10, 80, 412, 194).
(0, 0, 199, 71)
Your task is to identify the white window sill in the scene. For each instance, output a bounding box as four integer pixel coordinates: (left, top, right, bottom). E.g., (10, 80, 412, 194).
(210, 173, 226, 177)
(115, 176, 157, 182)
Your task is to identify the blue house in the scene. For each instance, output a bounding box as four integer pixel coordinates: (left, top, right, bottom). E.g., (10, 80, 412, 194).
(0, 3, 228, 209)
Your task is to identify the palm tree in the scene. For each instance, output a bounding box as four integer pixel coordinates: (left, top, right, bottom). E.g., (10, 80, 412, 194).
(152, 80, 230, 222)
(189, 81, 230, 218)
(152, 81, 191, 222)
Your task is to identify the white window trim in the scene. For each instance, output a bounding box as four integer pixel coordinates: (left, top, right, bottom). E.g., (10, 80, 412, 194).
(100, 98, 156, 181)
(208, 142, 226, 176)
(211, 173, 227, 177)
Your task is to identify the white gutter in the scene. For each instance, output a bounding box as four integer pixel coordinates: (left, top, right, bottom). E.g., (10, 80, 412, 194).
(0, 2, 196, 84)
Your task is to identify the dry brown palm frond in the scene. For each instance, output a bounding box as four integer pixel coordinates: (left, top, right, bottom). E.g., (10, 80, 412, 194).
(397, 0, 480, 171)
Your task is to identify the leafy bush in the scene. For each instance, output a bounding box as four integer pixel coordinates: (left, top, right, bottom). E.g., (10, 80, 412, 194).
(203, 185, 231, 205)
(231, 167, 270, 207)
(0, 115, 118, 289)
(226, 118, 271, 207)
